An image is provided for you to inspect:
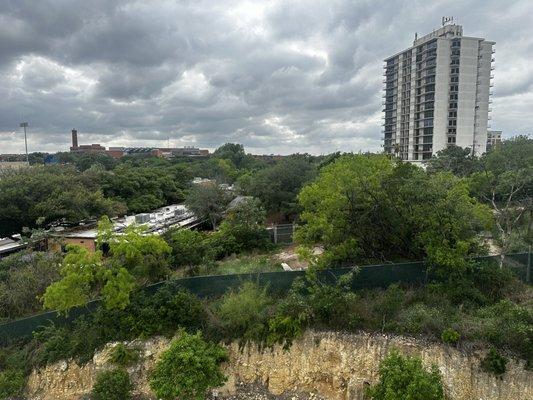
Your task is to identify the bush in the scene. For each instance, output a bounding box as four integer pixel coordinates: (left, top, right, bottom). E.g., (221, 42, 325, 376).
(0, 369, 26, 399)
(149, 331, 227, 400)
(397, 304, 451, 336)
(217, 282, 272, 342)
(366, 350, 445, 400)
(166, 229, 207, 268)
(91, 368, 133, 400)
(131, 286, 208, 338)
(474, 300, 533, 365)
(441, 328, 460, 345)
(0, 251, 61, 320)
(109, 343, 139, 367)
(267, 315, 304, 349)
(481, 348, 508, 375)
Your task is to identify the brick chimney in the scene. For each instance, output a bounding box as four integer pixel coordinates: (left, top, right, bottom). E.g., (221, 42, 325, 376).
(71, 129, 78, 148)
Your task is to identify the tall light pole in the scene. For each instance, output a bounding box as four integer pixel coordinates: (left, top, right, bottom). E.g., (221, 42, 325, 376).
(19, 122, 29, 165)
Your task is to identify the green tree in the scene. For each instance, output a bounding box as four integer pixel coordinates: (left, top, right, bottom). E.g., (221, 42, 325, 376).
(427, 146, 480, 177)
(239, 155, 317, 220)
(0, 165, 124, 236)
(149, 331, 227, 400)
(108, 225, 172, 284)
(165, 229, 207, 268)
(213, 143, 247, 169)
(219, 197, 271, 253)
(366, 350, 445, 400)
(297, 154, 491, 269)
(470, 136, 533, 263)
(185, 182, 230, 229)
(41, 245, 106, 312)
(42, 218, 172, 312)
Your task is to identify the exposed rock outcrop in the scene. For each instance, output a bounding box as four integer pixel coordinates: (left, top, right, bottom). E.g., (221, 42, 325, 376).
(26, 331, 532, 400)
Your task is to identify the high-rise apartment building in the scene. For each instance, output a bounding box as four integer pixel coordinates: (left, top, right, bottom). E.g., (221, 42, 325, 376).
(383, 19, 494, 161)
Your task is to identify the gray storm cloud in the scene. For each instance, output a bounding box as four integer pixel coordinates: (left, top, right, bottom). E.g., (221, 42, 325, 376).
(0, 0, 532, 155)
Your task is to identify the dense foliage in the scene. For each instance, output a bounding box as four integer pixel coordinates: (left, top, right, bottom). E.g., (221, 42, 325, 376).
(42, 219, 171, 312)
(0, 142, 297, 236)
(297, 154, 492, 268)
(0, 251, 61, 321)
(0, 166, 124, 237)
(366, 350, 445, 400)
(149, 331, 227, 400)
(239, 155, 318, 220)
(91, 368, 133, 400)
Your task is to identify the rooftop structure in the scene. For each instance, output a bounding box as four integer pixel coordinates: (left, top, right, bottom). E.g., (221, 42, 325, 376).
(50, 204, 201, 253)
(0, 237, 26, 258)
(383, 18, 495, 162)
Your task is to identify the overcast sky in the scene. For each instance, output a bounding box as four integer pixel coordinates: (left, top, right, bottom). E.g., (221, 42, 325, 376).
(0, 0, 532, 155)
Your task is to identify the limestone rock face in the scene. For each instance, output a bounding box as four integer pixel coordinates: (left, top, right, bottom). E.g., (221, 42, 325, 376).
(26, 331, 532, 400)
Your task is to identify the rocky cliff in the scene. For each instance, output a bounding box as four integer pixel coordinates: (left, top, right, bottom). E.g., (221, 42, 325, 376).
(26, 331, 532, 400)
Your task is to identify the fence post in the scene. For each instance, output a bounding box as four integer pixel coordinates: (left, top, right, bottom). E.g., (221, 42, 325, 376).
(273, 225, 278, 244)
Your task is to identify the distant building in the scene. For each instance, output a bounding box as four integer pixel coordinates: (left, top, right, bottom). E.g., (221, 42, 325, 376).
(48, 204, 200, 253)
(68, 129, 209, 158)
(383, 19, 495, 162)
(486, 130, 502, 151)
(69, 129, 106, 154)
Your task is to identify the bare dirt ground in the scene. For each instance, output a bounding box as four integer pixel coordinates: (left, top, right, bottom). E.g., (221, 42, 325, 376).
(274, 244, 323, 270)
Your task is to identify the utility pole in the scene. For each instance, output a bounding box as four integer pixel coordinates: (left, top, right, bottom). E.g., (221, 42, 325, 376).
(19, 122, 29, 165)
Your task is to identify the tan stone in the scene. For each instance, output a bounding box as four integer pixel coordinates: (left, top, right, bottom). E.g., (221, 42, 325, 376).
(26, 331, 532, 400)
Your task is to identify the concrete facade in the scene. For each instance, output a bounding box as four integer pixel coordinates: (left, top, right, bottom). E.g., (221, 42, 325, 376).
(383, 22, 494, 162)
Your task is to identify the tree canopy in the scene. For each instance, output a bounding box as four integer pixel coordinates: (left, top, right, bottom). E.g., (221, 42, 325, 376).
(185, 182, 231, 229)
(42, 217, 171, 313)
(239, 155, 317, 220)
(297, 154, 491, 268)
(0, 166, 124, 237)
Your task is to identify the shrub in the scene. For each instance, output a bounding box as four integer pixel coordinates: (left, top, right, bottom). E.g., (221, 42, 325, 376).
(166, 229, 207, 268)
(217, 282, 272, 342)
(475, 300, 532, 365)
(441, 328, 460, 345)
(91, 368, 133, 400)
(397, 304, 450, 336)
(0, 251, 61, 320)
(0, 369, 26, 399)
(366, 350, 445, 400)
(109, 343, 140, 367)
(272, 272, 360, 333)
(481, 348, 508, 375)
(132, 286, 208, 338)
(149, 331, 227, 400)
(267, 315, 304, 349)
